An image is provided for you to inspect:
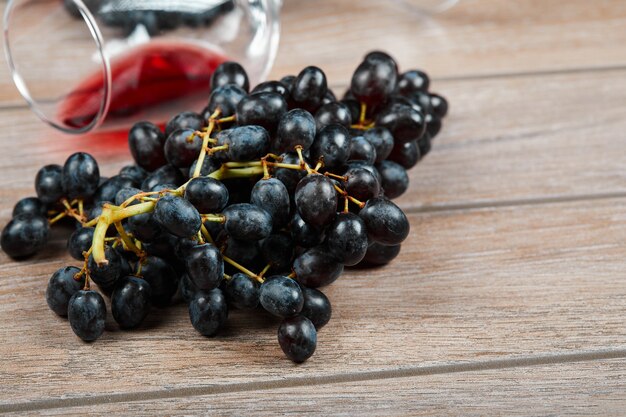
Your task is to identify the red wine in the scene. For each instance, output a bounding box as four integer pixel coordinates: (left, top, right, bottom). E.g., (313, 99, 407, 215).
(58, 41, 227, 130)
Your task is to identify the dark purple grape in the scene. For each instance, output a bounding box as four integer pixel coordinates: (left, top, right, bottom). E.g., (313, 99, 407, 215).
(348, 136, 376, 165)
(46, 266, 85, 316)
(363, 127, 394, 162)
(128, 122, 167, 172)
(224, 273, 259, 309)
(345, 165, 380, 201)
(35, 164, 64, 204)
(359, 242, 402, 266)
(216, 125, 270, 162)
(293, 246, 343, 288)
(164, 129, 203, 168)
(294, 175, 338, 227)
(430, 93, 448, 119)
(259, 275, 304, 317)
(274, 153, 306, 194)
(260, 234, 294, 273)
(376, 102, 426, 144)
(88, 246, 123, 290)
(252, 80, 290, 101)
(359, 198, 409, 245)
(211, 61, 249, 92)
(236, 92, 287, 134)
(188, 156, 222, 178)
(12, 197, 46, 218)
(300, 287, 331, 329)
(184, 177, 229, 214)
(141, 256, 179, 307)
(350, 56, 397, 105)
(280, 75, 296, 94)
(274, 109, 316, 153)
(68, 290, 106, 342)
(165, 111, 205, 138)
(291, 66, 327, 113)
(67, 227, 94, 260)
(327, 212, 368, 266)
(118, 165, 148, 187)
(221, 236, 261, 271)
(114, 187, 142, 206)
(141, 164, 185, 191)
(251, 178, 290, 230)
(309, 124, 351, 168)
(377, 160, 409, 199)
(185, 243, 224, 291)
(278, 315, 317, 363)
(290, 213, 326, 248)
(314, 102, 352, 131)
(93, 175, 135, 204)
(189, 288, 228, 336)
(61, 152, 100, 200)
(154, 194, 202, 238)
(223, 203, 272, 241)
(388, 140, 420, 169)
(427, 119, 442, 139)
(321, 88, 337, 105)
(180, 274, 198, 304)
(111, 276, 152, 329)
(206, 84, 247, 118)
(396, 70, 430, 95)
(127, 211, 162, 243)
(1, 214, 49, 259)
(364, 50, 399, 73)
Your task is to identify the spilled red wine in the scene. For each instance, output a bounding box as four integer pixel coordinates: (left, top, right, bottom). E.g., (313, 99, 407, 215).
(58, 41, 227, 130)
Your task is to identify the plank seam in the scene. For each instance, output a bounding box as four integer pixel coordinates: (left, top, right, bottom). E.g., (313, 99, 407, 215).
(1, 347, 625, 413)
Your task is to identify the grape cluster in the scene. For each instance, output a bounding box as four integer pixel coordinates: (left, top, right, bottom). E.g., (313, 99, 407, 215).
(1, 52, 448, 363)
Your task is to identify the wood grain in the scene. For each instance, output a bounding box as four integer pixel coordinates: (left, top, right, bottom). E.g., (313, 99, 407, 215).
(7, 359, 625, 416)
(1, 198, 626, 405)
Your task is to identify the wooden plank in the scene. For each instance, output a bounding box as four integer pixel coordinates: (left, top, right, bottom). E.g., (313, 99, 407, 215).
(0, 68, 625, 213)
(3, 0, 626, 104)
(8, 359, 626, 416)
(1, 198, 626, 404)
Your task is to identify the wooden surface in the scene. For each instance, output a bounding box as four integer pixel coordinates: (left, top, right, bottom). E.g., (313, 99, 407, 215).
(1, 0, 626, 415)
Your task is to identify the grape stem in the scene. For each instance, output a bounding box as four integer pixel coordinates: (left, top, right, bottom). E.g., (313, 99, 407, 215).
(192, 109, 221, 178)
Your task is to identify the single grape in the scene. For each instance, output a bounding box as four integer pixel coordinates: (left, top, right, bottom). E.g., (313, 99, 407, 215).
(364, 50, 399, 73)
(216, 125, 270, 162)
(359, 242, 402, 266)
(396, 70, 430, 95)
(376, 102, 426, 144)
(274, 109, 316, 153)
(61, 152, 100, 200)
(291, 66, 328, 113)
(236, 92, 287, 133)
(221, 236, 261, 272)
(252, 80, 290, 101)
(429, 93, 448, 119)
(309, 124, 351, 168)
(388, 140, 420, 169)
(290, 213, 326, 248)
(35, 164, 64, 204)
(88, 246, 123, 290)
(346, 161, 383, 186)
(141, 164, 185, 191)
(348, 136, 377, 165)
(224, 273, 259, 309)
(164, 129, 203, 168)
(280, 75, 296, 94)
(251, 178, 290, 230)
(206, 84, 247, 118)
(114, 186, 142, 206)
(260, 234, 294, 273)
(111, 276, 152, 329)
(118, 165, 148, 187)
(188, 156, 222, 178)
(327, 212, 369, 266)
(179, 274, 198, 304)
(128, 122, 167, 172)
(293, 246, 344, 288)
(45, 266, 85, 316)
(274, 153, 306, 194)
(165, 111, 205, 138)
(294, 175, 338, 227)
(211, 61, 249, 92)
(154, 194, 202, 238)
(300, 287, 332, 329)
(363, 127, 394, 162)
(185, 243, 224, 291)
(127, 211, 162, 243)
(189, 288, 228, 337)
(377, 160, 409, 199)
(344, 166, 380, 201)
(314, 102, 352, 131)
(322, 88, 337, 105)
(12, 197, 46, 218)
(184, 177, 229, 213)
(68, 290, 106, 342)
(259, 275, 304, 317)
(427, 119, 442, 139)
(359, 197, 409, 245)
(223, 203, 273, 241)
(140, 256, 179, 307)
(67, 227, 95, 261)
(340, 97, 361, 122)
(0, 214, 49, 259)
(277, 315, 317, 363)
(93, 175, 135, 204)
(350, 56, 397, 105)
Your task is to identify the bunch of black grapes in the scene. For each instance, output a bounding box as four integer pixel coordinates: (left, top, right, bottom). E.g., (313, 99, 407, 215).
(0, 52, 447, 363)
